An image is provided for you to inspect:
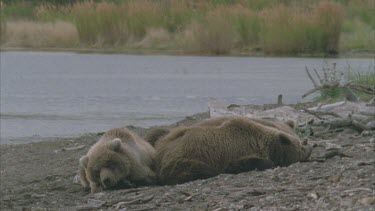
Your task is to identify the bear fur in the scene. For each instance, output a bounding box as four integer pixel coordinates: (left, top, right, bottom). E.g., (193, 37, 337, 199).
(79, 127, 156, 193)
(154, 116, 311, 185)
(144, 127, 170, 147)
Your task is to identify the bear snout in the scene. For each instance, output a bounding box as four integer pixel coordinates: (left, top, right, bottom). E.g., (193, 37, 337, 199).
(102, 178, 113, 188)
(100, 168, 117, 189)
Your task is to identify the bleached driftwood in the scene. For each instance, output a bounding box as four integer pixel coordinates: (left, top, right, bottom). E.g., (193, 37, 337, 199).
(303, 109, 342, 119)
(308, 101, 346, 111)
(208, 98, 241, 118)
(208, 97, 375, 137)
(208, 98, 312, 123)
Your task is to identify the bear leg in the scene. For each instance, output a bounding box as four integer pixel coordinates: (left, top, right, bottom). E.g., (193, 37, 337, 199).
(78, 166, 90, 189)
(160, 159, 219, 185)
(225, 156, 275, 174)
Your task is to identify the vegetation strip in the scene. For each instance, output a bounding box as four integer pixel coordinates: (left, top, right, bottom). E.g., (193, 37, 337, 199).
(1, 0, 374, 55)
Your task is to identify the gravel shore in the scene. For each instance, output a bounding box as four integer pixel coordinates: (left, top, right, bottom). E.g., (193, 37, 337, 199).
(1, 111, 374, 210)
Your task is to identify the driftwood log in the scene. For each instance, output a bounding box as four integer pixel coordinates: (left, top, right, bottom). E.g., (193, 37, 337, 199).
(208, 98, 375, 137)
(302, 65, 375, 101)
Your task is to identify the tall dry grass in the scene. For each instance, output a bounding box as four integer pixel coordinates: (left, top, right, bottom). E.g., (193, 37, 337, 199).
(3, 20, 78, 48)
(314, 1, 345, 53)
(259, 1, 344, 54)
(1, 0, 371, 55)
(72, 2, 127, 46)
(136, 27, 172, 49)
(180, 9, 235, 55)
(0, 1, 6, 45)
(260, 6, 317, 54)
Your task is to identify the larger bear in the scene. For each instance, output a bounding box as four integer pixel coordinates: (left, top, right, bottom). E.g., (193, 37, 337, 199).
(153, 117, 311, 185)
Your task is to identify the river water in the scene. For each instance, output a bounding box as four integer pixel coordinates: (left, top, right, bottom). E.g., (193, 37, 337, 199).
(0, 51, 373, 144)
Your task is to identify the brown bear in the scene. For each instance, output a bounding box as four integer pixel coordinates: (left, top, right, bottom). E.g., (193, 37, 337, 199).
(79, 127, 156, 193)
(154, 116, 311, 185)
(146, 117, 296, 147)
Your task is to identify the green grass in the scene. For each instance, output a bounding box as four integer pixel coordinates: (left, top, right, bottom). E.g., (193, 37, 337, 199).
(348, 70, 375, 101)
(316, 66, 375, 102)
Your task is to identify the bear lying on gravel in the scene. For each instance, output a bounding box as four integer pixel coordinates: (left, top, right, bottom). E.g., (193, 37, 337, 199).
(79, 128, 156, 193)
(152, 117, 311, 185)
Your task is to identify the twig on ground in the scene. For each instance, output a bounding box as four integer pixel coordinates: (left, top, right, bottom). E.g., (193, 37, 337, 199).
(114, 195, 155, 209)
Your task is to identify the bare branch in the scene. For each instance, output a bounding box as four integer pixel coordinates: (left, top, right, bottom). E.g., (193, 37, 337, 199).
(323, 68, 328, 82)
(313, 68, 322, 83)
(302, 82, 339, 98)
(305, 66, 319, 87)
(368, 97, 375, 106)
(349, 84, 375, 95)
(303, 109, 342, 119)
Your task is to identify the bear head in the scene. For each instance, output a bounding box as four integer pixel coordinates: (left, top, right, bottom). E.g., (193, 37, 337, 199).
(268, 132, 312, 167)
(80, 138, 132, 193)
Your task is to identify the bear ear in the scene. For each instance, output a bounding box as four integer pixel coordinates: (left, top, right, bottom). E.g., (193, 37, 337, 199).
(79, 155, 89, 168)
(278, 133, 293, 145)
(285, 120, 295, 129)
(110, 138, 122, 152)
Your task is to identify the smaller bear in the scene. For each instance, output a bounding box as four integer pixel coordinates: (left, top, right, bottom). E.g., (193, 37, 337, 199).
(79, 127, 156, 193)
(144, 127, 170, 147)
(154, 116, 311, 185)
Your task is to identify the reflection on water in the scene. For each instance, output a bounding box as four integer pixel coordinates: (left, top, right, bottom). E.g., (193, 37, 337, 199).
(1, 51, 373, 143)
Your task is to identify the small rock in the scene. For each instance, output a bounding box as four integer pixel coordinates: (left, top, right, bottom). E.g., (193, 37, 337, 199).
(271, 175, 280, 182)
(92, 192, 105, 199)
(328, 174, 341, 183)
(87, 199, 105, 207)
(340, 199, 355, 207)
(265, 196, 276, 201)
(361, 131, 375, 137)
(360, 197, 375, 205)
(73, 175, 80, 184)
(308, 192, 318, 200)
(202, 187, 211, 193)
(366, 121, 375, 129)
(325, 143, 342, 150)
(3, 195, 11, 201)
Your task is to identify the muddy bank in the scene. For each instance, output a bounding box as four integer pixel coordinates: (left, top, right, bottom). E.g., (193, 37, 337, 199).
(1, 111, 374, 210)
